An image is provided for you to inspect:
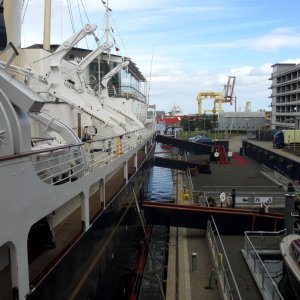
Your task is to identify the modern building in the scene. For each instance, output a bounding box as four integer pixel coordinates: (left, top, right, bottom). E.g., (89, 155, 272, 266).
(270, 63, 300, 130)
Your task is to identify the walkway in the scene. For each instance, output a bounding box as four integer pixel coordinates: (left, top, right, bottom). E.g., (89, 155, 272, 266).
(165, 135, 276, 300)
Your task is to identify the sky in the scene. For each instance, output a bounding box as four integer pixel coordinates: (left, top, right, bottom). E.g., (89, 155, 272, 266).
(21, 0, 300, 114)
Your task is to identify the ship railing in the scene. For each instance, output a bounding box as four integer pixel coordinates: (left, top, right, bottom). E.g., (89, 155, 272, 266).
(28, 124, 155, 183)
(30, 144, 85, 185)
(207, 217, 242, 300)
(85, 124, 155, 171)
(108, 85, 146, 102)
(243, 230, 286, 300)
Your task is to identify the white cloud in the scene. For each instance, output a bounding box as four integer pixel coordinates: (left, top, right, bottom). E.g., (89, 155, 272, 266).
(246, 28, 300, 52)
(281, 58, 300, 65)
(18, 1, 299, 115)
(191, 28, 300, 53)
(150, 62, 272, 114)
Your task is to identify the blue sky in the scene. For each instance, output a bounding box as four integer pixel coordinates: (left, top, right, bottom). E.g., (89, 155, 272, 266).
(22, 0, 300, 114)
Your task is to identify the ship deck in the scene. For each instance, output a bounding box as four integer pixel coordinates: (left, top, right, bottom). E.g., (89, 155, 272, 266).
(0, 148, 147, 300)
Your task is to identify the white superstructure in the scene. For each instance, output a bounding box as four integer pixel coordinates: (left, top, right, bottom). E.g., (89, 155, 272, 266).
(0, 1, 156, 298)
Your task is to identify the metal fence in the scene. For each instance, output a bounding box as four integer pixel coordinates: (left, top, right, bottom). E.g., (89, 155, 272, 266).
(242, 230, 286, 300)
(192, 189, 286, 209)
(207, 217, 242, 300)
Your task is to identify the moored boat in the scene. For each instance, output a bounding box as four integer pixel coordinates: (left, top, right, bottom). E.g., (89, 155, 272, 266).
(0, 1, 156, 299)
(280, 234, 300, 300)
(157, 105, 184, 124)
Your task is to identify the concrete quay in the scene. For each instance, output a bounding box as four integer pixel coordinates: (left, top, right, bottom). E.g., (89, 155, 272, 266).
(166, 169, 221, 300)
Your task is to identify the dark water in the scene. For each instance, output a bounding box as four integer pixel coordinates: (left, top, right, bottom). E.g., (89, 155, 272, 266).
(146, 124, 176, 202)
(146, 142, 174, 202)
(261, 257, 283, 285)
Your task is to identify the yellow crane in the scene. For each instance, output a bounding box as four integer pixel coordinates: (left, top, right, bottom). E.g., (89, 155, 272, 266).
(196, 76, 236, 115)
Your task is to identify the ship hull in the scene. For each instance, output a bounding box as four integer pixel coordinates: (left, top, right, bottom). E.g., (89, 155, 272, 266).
(280, 234, 300, 300)
(27, 144, 155, 300)
(285, 266, 300, 300)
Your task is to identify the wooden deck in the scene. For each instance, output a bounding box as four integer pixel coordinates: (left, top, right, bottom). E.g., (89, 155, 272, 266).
(0, 148, 147, 300)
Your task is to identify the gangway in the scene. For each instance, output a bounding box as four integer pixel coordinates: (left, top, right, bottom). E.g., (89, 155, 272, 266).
(142, 201, 284, 234)
(153, 156, 211, 173)
(156, 134, 229, 154)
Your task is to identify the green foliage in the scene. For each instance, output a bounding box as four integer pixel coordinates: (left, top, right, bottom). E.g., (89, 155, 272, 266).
(180, 114, 217, 131)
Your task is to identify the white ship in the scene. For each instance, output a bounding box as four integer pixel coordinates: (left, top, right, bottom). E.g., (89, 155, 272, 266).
(280, 234, 300, 300)
(0, 1, 156, 299)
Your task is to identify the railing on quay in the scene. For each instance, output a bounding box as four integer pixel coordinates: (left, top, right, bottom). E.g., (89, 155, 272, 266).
(262, 164, 288, 188)
(186, 167, 194, 197)
(192, 190, 286, 209)
(242, 229, 286, 300)
(207, 217, 242, 300)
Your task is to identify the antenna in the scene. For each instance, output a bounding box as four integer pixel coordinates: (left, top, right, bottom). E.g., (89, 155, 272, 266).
(147, 43, 154, 104)
(104, 0, 112, 45)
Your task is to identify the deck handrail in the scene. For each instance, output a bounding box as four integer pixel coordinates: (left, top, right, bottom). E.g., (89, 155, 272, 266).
(0, 123, 156, 185)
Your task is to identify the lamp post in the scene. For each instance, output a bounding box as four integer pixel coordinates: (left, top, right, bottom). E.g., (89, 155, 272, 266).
(187, 115, 190, 139)
(294, 106, 297, 152)
(245, 118, 249, 139)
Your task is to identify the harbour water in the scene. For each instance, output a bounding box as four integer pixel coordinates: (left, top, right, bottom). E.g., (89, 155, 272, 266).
(145, 124, 176, 202)
(146, 142, 174, 201)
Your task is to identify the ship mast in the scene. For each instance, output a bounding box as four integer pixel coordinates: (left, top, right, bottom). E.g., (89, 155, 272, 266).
(105, 0, 110, 45)
(43, 0, 51, 51)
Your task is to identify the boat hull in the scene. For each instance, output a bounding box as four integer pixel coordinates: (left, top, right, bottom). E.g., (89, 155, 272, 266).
(27, 144, 155, 300)
(280, 234, 300, 300)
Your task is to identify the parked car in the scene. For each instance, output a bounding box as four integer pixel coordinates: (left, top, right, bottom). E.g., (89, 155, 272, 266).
(189, 135, 203, 141)
(194, 136, 212, 143)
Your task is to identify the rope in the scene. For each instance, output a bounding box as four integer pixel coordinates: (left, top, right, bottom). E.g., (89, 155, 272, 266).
(80, 0, 90, 24)
(21, 0, 29, 24)
(110, 15, 129, 57)
(76, 0, 89, 49)
(67, 0, 75, 34)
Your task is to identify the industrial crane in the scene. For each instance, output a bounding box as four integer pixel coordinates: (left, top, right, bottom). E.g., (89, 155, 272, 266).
(196, 76, 236, 115)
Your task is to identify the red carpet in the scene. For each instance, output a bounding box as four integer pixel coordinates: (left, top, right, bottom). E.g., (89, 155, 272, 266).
(232, 152, 249, 165)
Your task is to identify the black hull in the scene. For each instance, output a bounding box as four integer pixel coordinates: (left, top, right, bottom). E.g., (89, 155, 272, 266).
(27, 145, 155, 300)
(285, 264, 300, 300)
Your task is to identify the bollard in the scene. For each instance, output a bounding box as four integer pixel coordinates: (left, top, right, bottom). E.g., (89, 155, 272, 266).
(191, 252, 197, 272)
(183, 193, 189, 201)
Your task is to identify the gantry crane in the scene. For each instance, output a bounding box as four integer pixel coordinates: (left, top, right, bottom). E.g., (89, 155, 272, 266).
(196, 76, 236, 115)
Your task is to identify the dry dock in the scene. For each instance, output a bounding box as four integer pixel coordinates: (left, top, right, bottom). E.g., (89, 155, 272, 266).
(164, 135, 289, 300)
